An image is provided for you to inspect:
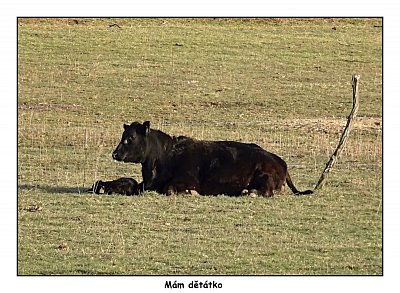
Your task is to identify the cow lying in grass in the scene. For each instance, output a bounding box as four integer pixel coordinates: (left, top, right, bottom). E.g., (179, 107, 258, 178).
(87, 177, 139, 196)
(112, 121, 313, 197)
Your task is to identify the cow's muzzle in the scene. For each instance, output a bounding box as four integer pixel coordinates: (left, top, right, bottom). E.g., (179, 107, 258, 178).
(112, 151, 121, 161)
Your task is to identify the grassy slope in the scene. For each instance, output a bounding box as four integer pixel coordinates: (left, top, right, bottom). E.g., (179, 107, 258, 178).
(18, 18, 382, 275)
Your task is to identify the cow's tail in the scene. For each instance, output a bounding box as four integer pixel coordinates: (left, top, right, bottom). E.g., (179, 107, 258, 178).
(286, 172, 313, 196)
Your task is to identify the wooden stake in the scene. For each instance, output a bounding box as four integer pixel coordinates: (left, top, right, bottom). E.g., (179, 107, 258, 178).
(314, 74, 360, 190)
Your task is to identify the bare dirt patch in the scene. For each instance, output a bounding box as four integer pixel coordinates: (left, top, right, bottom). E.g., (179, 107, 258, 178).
(283, 117, 381, 134)
(19, 102, 82, 112)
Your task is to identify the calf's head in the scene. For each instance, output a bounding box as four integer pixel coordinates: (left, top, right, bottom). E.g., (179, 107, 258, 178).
(112, 121, 150, 163)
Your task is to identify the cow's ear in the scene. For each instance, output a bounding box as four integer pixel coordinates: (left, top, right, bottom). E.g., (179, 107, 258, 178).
(123, 123, 129, 130)
(143, 121, 150, 136)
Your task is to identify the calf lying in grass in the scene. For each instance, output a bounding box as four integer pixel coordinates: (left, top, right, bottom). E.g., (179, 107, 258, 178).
(87, 177, 139, 196)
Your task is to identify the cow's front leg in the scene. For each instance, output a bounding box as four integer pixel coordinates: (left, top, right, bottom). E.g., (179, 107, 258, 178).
(162, 176, 200, 196)
(141, 159, 158, 190)
(134, 181, 145, 194)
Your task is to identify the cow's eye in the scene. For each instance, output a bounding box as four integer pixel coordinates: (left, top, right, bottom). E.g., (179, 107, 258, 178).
(123, 139, 129, 145)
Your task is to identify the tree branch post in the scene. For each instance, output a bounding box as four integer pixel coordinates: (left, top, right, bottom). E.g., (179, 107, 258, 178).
(314, 74, 360, 191)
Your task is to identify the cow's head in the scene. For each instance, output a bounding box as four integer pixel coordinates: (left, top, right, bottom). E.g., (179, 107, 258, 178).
(112, 121, 150, 163)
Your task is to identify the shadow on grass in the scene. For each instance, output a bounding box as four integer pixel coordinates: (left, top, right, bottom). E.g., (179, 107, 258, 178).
(18, 184, 87, 195)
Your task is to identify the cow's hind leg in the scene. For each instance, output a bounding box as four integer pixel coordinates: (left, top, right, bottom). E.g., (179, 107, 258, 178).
(248, 173, 274, 197)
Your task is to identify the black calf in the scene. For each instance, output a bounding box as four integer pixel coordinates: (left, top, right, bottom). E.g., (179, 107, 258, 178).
(87, 177, 139, 196)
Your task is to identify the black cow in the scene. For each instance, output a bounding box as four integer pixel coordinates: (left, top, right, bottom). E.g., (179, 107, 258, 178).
(87, 177, 139, 196)
(112, 121, 176, 193)
(112, 121, 313, 197)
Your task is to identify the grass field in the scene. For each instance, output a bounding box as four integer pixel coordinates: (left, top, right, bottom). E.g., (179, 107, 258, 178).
(17, 18, 382, 275)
